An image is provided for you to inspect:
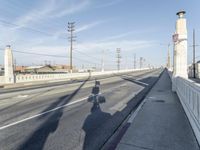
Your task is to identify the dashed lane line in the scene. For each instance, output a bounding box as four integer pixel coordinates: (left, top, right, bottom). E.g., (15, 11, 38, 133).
(0, 97, 88, 130)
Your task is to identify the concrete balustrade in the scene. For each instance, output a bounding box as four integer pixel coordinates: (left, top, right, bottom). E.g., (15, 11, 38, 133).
(171, 74, 200, 144)
(0, 76, 4, 84)
(0, 68, 149, 85)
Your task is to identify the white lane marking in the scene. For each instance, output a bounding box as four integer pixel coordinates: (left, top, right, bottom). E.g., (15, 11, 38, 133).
(0, 84, 123, 130)
(0, 73, 151, 130)
(122, 75, 148, 86)
(0, 97, 88, 130)
(133, 80, 148, 86)
(17, 95, 29, 98)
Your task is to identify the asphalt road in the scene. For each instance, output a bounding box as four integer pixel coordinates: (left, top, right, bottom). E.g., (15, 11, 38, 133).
(0, 69, 162, 150)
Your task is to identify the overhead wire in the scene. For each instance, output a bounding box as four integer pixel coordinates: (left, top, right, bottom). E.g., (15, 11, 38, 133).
(0, 18, 109, 65)
(0, 48, 104, 66)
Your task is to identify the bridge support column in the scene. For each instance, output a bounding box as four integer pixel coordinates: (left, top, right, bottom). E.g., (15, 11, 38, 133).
(172, 11, 188, 91)
(4, 45, 15, 84)
(173, 11, 188, 78)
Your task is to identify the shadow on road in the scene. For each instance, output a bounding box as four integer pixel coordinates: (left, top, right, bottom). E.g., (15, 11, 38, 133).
(82, 80, 111, 150)
(16, 70, 161, 150)
(81, 72, 161, 150)
(17, 76, 90, 150)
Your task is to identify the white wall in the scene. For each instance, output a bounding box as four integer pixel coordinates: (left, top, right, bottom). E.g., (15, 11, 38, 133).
(0, 68, 149, 84)
(16, 73, 88, 83)
(0, 76, 5, 84)
(171, 72, 200, 144)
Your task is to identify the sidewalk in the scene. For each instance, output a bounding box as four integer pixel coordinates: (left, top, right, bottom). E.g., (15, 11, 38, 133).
(116, 70, 199, 150)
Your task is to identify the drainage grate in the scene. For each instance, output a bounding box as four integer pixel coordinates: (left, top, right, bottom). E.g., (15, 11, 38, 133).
(157, 90, 164, 92)
(152, 100, 165, 103)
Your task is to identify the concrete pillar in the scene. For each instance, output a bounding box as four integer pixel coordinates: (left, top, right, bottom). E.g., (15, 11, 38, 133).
(173, 11, 188, 78)
(4, 45, 14, 84)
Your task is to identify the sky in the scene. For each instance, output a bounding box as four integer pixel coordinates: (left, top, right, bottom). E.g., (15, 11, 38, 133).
(0, 0, 200, 70)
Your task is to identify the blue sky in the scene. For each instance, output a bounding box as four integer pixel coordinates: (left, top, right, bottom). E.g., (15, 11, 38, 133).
(0, 0, 200, 70)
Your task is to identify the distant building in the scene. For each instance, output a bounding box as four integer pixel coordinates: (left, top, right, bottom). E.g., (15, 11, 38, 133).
(15, 66, 26, 73)
(188, 61, 200, 78)
(25, 65, 55, 74)
(6, 64, 78, 74)
(23, 64, 77, 74)
(53, 65, 78, 73)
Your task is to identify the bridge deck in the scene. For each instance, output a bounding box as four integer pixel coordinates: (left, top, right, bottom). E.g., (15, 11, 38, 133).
(116, 70, 199, 150)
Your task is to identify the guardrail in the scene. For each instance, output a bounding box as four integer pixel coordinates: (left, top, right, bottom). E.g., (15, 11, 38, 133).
(0, 68, 150, 85)
(0, 76, 4, 84)
(172, 75, 200, 144)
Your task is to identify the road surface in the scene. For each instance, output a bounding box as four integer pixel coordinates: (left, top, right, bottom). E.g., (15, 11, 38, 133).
(0, 69, 162, 150)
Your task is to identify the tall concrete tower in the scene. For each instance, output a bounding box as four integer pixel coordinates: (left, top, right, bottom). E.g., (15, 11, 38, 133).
(4, 45, 14, 83)
(173, 10, 188, 78)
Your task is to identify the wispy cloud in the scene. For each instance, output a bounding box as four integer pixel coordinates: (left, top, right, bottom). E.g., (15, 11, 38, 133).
(15, 0, 123, 28)
(52, 0, 90, 18)
(76, 40, 157, 53)
(14, 0, 91, 27)
(52, 20, 104, 40)
(15, 39, 156, 56)
(101, 32, 134, 41)
(95, 0, 124, 8)
(76, 21, 104, 33)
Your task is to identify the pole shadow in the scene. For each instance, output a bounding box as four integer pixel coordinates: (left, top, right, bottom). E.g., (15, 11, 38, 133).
(17, 76, 90, 150)
(82, 80, 111, 150)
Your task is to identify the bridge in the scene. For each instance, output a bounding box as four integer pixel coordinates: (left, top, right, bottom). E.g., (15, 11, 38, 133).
(0, 11, 200, 150)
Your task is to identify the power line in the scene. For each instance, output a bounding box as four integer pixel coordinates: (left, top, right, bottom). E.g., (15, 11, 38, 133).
(0, 48, 67, 58)
(0, 18, 116, 67)
(75, 40, 107, 62)
(0, 48, 103, 66)
(192, 29, 198, 78)
(0, 19, 65, 39)
(73, 48, 102, 62)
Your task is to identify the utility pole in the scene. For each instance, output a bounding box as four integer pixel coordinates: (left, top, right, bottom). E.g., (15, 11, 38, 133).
(143, 58, 146, 68)
(134, 53, 136, 69)
(68, 22, 76, 73)
(44, 60, 47, 65)
(139, 57, 143, 69)
(160, 43, 171, 69)
(101, 50, 105, 72)
(116, 48, 121, 71)
(14, 59, 16, 73)
(193, 29, 196, 78)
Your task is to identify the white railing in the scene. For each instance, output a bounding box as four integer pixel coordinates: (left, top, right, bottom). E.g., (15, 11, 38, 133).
(173, 76, 200, 144)
(0, 68, 150, 84)
(0, 76, 4, 85)
(16, 73, 88, 83)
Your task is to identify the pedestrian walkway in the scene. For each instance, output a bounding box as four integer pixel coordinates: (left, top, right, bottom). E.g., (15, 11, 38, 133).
(116, 70, 200, 150)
